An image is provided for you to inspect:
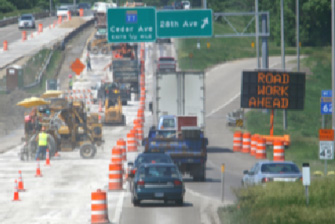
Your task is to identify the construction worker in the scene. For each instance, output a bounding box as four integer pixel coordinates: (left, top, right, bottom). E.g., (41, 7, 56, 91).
(35, 126, 48, 160)
(86, 53, 92, 71)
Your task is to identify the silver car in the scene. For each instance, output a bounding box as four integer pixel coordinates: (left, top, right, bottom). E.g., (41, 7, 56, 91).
(242, 161, 302, 186)
(18, 14, 35, 29)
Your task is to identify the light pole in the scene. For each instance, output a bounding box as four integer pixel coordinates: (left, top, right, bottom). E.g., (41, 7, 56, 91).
(49, 0, 52, 16)
(281, 0, 287, 130)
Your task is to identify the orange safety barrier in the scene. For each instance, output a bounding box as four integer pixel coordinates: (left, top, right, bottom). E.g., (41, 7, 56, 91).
(58, 16, 62, 24)
(111, 146, 123, 164)
(233, 131, 242, 152)
(273, 141, 285, 161)
(53, 20, 56, 28)
(259, 134, 290, 147)
(108, 163, 123, 190)
(250, 134, 259, 157)
(35, 160, 43, 177)
(13, 179, 20, 201)
(3, 40, 8, 51)
(127, 132, 137, 152)
(38, 24, 43, 33)
(22, 31, 27, 41)
(18, 170, 26, 192)
(242, 132, 251, 153)
(79, 8, 84, 17)
(91, 189, 109, 223)
(67, 11, 72, 20)
(117, 138, 127, 161)
(256, 138, 267, 159)
(131, 128, 139, 145)
(140, 86, 145, 98)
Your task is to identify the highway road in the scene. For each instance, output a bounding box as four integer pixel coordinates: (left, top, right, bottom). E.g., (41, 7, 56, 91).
(0, 17, 57, 45)
(0, 19, 299, 223)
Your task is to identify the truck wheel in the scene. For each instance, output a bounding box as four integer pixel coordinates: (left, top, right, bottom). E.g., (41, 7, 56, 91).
(193, 164, 206, 182)
(80, 143, 96, 159)
(122, 115, 126, 126)
(175, 198, 183, 206)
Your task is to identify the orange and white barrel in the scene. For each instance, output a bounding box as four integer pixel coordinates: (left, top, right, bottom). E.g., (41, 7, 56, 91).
(250, 134, 258, 156)
(91, 189, 109, 223)
(256, 138, 267, 159)
(233, 131, 242, 152)
(242, 132, 251, 153)
(117, 138, 127, 161)
(137, 109, 145, 123)
(111, 146, 123, 164)
(127, 132, 137, 152)
(140, 96, 145, 109)
(273, 141, 285, 161)
(108, 163, 123, 190)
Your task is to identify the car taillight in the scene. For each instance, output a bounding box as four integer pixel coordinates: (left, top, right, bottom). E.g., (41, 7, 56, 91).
(131, 169, 137, 175)
(262, 177, 271, 183)
(151, 160, 156, 164)
(174, 180, 182, 186)
(137, 180, 145, 186)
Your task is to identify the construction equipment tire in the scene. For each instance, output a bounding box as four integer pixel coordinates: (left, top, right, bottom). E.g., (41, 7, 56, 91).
(101, 47, 109, 55)
(80, 143, 96, 159)
(92, 46, 99, 54)
(122, 115, 126, 126)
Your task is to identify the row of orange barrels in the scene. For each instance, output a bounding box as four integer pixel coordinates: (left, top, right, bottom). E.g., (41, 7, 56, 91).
(233, 131, 285, 161)
(92, 45, 147, 224)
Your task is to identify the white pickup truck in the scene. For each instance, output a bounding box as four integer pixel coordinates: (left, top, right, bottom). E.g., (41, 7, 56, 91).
(156, 57, 176, 72)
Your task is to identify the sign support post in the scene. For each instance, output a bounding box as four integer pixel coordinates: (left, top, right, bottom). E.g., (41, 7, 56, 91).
(270, 109, 274, 136)
(302, 163, 310, 207)
(319, 129, 335, 175)
(221, 164, 225, 202)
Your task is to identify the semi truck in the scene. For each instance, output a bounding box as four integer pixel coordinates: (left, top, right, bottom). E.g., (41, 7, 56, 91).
(143, 70, 207, 181)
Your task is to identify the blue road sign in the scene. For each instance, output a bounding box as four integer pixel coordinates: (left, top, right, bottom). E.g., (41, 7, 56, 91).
(321, 102, 332, 114)
(321, 90, 332, 97)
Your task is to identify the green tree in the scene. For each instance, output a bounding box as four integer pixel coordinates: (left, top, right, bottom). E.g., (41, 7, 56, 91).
(0, 0, 17, 13)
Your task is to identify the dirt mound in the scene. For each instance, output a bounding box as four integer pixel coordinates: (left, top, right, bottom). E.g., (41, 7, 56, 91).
(59, 17, 86, 29)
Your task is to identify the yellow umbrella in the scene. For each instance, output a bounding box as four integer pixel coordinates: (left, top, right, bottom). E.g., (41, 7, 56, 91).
(16, 97, 50, 108)
(41, 90, 63, 99)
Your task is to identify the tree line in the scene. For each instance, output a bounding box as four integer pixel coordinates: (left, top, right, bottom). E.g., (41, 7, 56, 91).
(0, 0, 331, 47)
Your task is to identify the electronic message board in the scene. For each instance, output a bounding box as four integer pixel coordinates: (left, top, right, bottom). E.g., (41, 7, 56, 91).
(241, 70, 305, 109)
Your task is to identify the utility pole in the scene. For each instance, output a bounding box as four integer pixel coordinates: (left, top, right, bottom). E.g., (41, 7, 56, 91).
(281, 0, 287, 130)
(332, 0, 335, 131)
(49, 0, 52, 17)
(296, 0, 300, 72)
(203, 0, 207, 9)
(255, 0, 260, 68)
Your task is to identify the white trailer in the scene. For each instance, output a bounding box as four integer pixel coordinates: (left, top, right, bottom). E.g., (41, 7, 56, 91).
(154, 71, 205, 130)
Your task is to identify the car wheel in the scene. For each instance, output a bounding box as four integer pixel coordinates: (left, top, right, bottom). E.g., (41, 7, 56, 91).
(176, 198, 183, 206)
(132, 195, 140, 206)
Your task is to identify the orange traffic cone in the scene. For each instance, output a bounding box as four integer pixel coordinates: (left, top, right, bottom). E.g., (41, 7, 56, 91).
(13, 179, 20, 201)
(45, 149, 50, 166)
(35, 160, 43, 177)
(98, 99, 103, 112)
(18, 170, 25, 192)
(54, 151, 60, 157)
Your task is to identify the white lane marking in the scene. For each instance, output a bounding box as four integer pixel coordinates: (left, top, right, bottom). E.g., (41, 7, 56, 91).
(112, 191, 124, 224)
(206, 92, 240, 117)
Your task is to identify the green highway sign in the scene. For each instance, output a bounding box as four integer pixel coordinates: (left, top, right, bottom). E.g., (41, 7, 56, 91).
(107, 7, 156, 43)
(157, 9, 213, 38)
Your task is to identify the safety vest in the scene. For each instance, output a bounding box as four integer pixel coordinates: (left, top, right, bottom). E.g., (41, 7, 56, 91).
(38, 132, 48, 146)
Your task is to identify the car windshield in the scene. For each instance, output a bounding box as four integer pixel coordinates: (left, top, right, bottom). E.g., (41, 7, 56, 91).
(139, 166, 179, 178)
(59, 6, 69, 10)
(159, 57, 174, 62)
(135, 154, 172, 166)
(261, 163, 300, 174)
(21, 15, 32, 20)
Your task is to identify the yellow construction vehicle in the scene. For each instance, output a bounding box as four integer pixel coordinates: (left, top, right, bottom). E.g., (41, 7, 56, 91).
(103, 82, 125, 125)
(18, 93, 103, 160)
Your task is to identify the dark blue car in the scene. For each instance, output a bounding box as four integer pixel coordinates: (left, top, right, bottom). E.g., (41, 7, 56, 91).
(132, 163, 185, 206)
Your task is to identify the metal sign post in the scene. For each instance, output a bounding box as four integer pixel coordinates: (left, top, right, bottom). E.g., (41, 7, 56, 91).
(221, 164, 225, 202)
(319, 129, 335, 175)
